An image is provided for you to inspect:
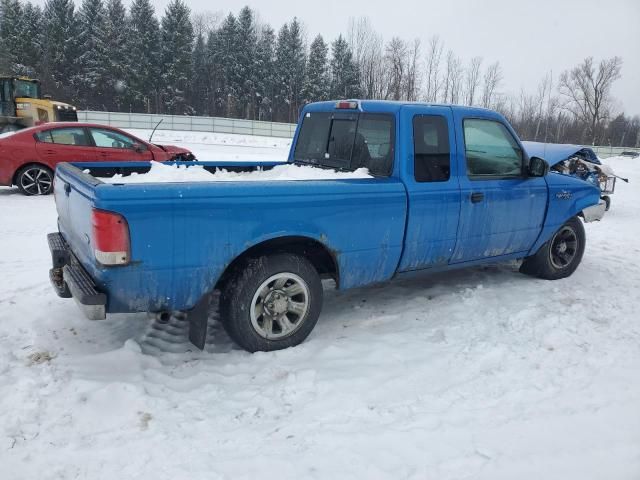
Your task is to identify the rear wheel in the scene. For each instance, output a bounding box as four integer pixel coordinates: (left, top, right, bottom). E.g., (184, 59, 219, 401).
(16, 165, 54, 196)
(520, 216, 586, 280)
(220, 253, 323, 352)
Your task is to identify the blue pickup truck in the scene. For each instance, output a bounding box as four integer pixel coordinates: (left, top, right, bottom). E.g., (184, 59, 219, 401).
(48, 100, 606, 352)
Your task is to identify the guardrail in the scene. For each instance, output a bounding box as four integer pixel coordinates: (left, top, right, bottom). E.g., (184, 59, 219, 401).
(592, 146, 640, 158)
(77, 111, 297, 138)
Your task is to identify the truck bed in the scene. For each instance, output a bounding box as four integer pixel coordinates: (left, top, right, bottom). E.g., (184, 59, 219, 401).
(53, 161, 408, 314)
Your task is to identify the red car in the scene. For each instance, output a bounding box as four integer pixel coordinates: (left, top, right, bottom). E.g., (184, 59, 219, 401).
(0, 123, 195, 195)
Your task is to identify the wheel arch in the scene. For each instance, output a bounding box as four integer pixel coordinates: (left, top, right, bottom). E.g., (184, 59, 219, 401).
(214, 235, 340, 292)
(12, 161, 54, 186)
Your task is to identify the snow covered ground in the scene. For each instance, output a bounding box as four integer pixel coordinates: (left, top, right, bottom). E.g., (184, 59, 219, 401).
(1, 131, 639, 479)
(125, 128, 292, 162)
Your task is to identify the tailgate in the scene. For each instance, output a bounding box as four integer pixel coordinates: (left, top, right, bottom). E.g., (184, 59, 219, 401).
(53, 163, 102, 269)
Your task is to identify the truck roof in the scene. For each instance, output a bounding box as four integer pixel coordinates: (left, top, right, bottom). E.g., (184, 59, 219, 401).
(304, 100, 496, 116)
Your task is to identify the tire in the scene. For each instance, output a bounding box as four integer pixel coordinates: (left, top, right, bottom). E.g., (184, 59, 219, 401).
(16, 165, 54, 196)
(220, 253, 323, 352)
(602, 196, 611, 212)
(520, 216, 586, 280)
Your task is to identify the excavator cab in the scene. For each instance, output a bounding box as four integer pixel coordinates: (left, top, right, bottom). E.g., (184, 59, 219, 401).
(0, 76, 77, 132)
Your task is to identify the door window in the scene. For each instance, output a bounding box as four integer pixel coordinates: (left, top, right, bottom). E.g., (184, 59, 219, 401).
(413, 115, 450, 182)
(89, 128, 138, 149)
(35, 128, 91, 146)
(463, 119, 523, 177)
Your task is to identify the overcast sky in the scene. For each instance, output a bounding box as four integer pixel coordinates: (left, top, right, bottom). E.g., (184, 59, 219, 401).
(56, 0, 640, 115)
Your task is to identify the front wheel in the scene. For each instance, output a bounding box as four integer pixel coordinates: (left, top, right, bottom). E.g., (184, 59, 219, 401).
(16, 165, 54, 196)
(220, 254, 323, 352)
(520, 216, 586, 280)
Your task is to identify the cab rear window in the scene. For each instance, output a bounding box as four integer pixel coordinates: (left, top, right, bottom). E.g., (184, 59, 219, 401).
(293, 112, 395, 176)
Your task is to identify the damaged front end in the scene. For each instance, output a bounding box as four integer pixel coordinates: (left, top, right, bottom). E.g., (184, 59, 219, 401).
(523, 142, 625, 211)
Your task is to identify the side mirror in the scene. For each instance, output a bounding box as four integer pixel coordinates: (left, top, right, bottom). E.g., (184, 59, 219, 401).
(528, 156, 549, 177)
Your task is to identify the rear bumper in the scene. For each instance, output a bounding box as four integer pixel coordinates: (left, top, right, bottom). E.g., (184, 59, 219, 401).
(582, 201, 606, 223)
(48, 232, 106, 320)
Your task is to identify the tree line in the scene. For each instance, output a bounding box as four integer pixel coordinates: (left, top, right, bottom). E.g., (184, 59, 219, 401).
(0, 0, 637, 146)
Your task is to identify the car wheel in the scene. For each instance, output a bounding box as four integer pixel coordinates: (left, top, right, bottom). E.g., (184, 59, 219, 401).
(602, 195, 611, 211)
(220, 253, 323, 352)
(520, 216, 586, 280)
(16, 165, 54, 196)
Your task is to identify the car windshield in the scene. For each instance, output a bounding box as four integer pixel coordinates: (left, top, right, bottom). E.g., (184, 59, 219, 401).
(293, 112, 395, 176)
(14, 80, 41, 99)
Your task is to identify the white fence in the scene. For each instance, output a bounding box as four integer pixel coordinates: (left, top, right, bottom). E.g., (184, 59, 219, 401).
(77, 111, 297, 138)
(591, 145, 640, 158)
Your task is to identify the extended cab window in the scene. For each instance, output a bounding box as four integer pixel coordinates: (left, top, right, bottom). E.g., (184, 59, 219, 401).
(463, 119, 523, 177)
(90, 128, 137, 149)
(413, 115, 450, 182)
(35, 128, 91, 146)
(294, 112, 394, 176)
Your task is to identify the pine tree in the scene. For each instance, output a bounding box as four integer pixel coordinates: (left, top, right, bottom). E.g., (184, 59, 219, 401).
(42, 0, 78, 101)
(254, 26, 276, 121)
(205, 29, 224, 116)
(76, 0, 109, 109)
(303, 34, 329, 103)
(275, 18, 306, 123)
(330, 35, 360, 99)
(104, 0, 128, 111)
(0, 0, 24, 73)
(190, 33, 208, 115)
(16, 3, 44, 77)
(160, 0, 194, 114)
(127, 0, 160, 112)
(217, 13, 240, 117)
(235, 6, 257, 119)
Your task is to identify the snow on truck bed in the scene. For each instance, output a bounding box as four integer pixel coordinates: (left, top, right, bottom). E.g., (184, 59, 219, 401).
(1, 143, 639, 480)
(102, 161, 372, 184)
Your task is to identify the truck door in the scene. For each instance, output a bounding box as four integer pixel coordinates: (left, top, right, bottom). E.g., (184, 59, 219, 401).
(397, 106, 461, 271)
(450, 112, 547, 263)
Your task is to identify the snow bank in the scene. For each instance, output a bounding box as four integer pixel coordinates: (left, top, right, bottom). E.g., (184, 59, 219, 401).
(103, 161, 372, 184)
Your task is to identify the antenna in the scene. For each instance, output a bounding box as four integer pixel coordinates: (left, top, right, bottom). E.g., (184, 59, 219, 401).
(149, 119, 163, 143)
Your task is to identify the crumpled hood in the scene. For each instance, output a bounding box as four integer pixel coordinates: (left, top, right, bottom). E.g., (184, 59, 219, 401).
(154, 144, 191, 155)
(523, 141, 600, 166)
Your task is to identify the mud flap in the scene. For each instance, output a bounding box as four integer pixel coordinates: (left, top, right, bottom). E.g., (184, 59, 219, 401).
(187, 294, 212, 350)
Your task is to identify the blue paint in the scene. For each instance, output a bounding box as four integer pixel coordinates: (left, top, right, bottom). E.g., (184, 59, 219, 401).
(53, 101, 603, 315)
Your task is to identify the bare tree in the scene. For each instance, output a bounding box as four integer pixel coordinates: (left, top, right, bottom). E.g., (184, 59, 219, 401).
(383, 37, 407, 100)
(533, 73, 552, 140)
(463, 56, 482, 106)
(558, 56, 623, 144)
(347, 16, 385, 99)
(441, 50, 462, 103)
(481, 61, 503, 108)
(404, 38, 421, 101)
(424, 35, 443, 102)
(191, 11, 223, 37)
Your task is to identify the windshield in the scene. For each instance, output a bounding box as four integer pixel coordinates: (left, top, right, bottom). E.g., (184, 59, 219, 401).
(14, 79, 41, 99)
(293, 112, 395, 176)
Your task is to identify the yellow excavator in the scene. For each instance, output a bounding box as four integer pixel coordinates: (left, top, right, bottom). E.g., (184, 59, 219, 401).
(0, 76, 78, 133)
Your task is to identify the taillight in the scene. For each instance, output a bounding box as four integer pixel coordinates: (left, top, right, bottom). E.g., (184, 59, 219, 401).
(91, 209, 130, 266)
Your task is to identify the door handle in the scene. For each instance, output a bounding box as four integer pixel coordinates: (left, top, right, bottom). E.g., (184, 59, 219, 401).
(64, 182, 71, 195)
(470, 192, 484, 203)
